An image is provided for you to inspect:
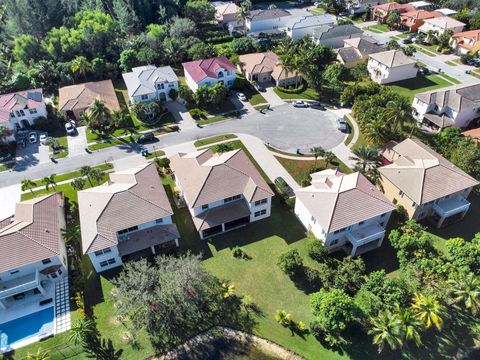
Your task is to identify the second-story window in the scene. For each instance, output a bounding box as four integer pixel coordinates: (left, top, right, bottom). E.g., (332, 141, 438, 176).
(42, 258, 52, 264)
(202, 204, 209, 210)
(254, 198, 268, 206)
(155, 218, 163, 224)
(117, 225, 139, 235)
(157, 83, 165, 90)
(218, 71, 224, 78)
(224, 195, 241, 203)
(29, 108, 37, 114)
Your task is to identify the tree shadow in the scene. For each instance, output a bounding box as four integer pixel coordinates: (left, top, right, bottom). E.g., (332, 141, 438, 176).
(290, 266, 321, 295)
(82, 326, 123, 360)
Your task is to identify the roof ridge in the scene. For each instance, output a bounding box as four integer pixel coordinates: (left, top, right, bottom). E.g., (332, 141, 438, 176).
(85, 233, 117, 253)
(126, 187, 173, 215)
(355, 175, 395, 207)
(191, 166, 214, 207)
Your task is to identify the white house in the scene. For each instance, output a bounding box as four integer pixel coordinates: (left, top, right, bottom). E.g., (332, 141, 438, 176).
(0, 194, 67, 352)
(311, 24, 364, 49)
(122, 65, 179, 104)
(0, 89, 47, 141)
(170, 148, 275, 239)
(367, 50, 417, 84)
(244, 8, 291, 33)
(182, 56, 236, 92)
(78, 163, 180, 273)
(418, 16, 465, 36)
(294, 169, 395, 256)
(347, 0, 386, 15)
(412, 83, 480, 129)
(285, 14, 336, 40)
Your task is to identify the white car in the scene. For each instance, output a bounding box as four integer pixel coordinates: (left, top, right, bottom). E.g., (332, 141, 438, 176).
(292, 101, 308, 108)
(236, 92, 247, 102)
(39, 133, 48, 145)
(28, 132, 37, 144)
(65, 121, 76, 135)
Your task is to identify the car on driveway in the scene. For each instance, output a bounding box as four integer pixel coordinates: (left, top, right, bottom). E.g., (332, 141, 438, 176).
(403, 38, 413, 44)
(310, 101, 326, 110)
(336, 118, 348, 132)
(254, 83, 265, 92)
(292, 100, 308, 108)
(418, 67, 430, 75)
(275, 177, 295, 198)
(39, 133, 48, 145)
(65, 121, 76, 135)
(28, 132, 37, 144)
(236, 92, 247, 101)
(136, 132, 155, 144)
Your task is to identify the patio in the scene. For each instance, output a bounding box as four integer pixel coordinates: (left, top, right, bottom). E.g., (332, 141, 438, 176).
(433, 196, 471, 228)
(346, 223, 386, 256)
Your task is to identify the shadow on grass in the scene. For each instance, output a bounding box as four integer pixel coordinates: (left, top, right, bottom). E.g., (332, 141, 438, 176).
(389, 75, 438, 92)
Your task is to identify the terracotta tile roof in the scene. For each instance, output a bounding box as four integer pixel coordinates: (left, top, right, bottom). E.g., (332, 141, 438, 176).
(452, 29, 480, 50)
(0, 88, 44, 123)
(238, 52, 300, 82)
(379, 138, 479, 204)
(58, 80, 121, 114)
(401, 10, 441, 25)
(215, 2, 239, 16)
(295, 170, 395, 233)
(78, 163, 174, 254)
(0, 194, 65, 273)
(182, 56, 236, 84)
(369, 50, 416, 68)
(170, 149, 274, 208)
(462, 128, 480, 141)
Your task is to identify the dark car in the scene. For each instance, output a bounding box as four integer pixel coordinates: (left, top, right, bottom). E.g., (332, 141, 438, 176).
(275, 177, 295, 198)
(136, 132, 155, 144)
(254, 82, 265, 92)
(310, 101, 326, 110)
(419, 66, 430, 75)
(403, 38, 413, 44)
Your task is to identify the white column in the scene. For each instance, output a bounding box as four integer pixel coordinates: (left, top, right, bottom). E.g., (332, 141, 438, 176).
(175, 239, 179, 247)
(151, 245, 156, 255)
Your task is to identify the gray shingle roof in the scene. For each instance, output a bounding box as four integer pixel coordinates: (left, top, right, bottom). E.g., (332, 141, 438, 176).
(122, 65, 179, 98)
(248, 8, 290, 21)
(415, 83, 480, 112)
(312, 24, 363, 40)
(286, 14, 335, 30)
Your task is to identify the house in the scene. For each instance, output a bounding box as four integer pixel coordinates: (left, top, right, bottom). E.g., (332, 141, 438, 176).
(182, 56, 236, 92)
(372, 2, 414, 23)
(244, 8, 291, 33)
(412, 83, 480, 129)
(347, 0, 386, 15)
(122, 65, 179, 104)
(436, 8, 457, 17)
(58, 80, 121, 121)
(450, 29, 480, 55)
(215, 2, 240, 25)
(408, 1, 432, 10)
(170, 148, 275, 240)
(0, 194, 67, 351)
(285, 14, 336, 40)
(238, 51, 302, 86)
(418, 16, 465, 36)
(367, 50, 417, 84)
(78, 163, 180, 273)
(294, 169, 395, 256)
(337, 36, 384, 68)
(0, 89, 47, 141)
(400, 10, 442, 33)
(462, 128, 480, 143)
(311, 24, 364, 49)
(379, 138, 479, 227)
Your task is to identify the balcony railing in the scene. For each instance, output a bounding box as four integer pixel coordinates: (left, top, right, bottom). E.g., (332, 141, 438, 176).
(433, 196, 470, 218)
(346, 223, 385, 247)
(0, 270, 40, 299)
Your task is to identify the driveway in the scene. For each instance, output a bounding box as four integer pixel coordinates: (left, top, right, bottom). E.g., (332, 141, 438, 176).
(15, 133, 50, 168)
(262, 84, 285, 108)
(67, 126, 87, 157)
(164, 101, 196, 131)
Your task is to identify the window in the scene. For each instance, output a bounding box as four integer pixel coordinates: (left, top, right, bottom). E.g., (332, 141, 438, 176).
(168, 84, 174, 88)
(334, 228, 345, 235)
(15, 111, 20, 117)
(10, 269, 19, 275)
(29, 108, 37, 114)
(398, 190, 404, 198)
(117, 225, 139, 235)
(157, 83, 165, 90)
(156, 218, 164, 224)
(100, 258, 116, 267)
(10, 112, 15, 118)
(254, 209, 267, 217)
(42, 258, 52, 265)
(51, 273, 58, 278)
(141, 94, 148, 100)
(227, 80, 233, 86)
(202, 204, 209, 210)
(224, 195, 241, 203)
(254, 198, 268, 206)
(94, 248, 112, 257)
(19, 110, 25, 116)
(330, 239, 339, 246)
(218, 71, 224, 78)
(58, 269, 63, 275)
(359, 221, 365, 226)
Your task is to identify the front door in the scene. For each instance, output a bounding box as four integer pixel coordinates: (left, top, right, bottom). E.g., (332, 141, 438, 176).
(159, 92, 167, 103)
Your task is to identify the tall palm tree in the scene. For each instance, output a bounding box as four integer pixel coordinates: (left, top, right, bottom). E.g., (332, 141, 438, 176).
(368, 310, 403, 353)
(80, 166, 94, 186)
(42, 174, 57, 191)
(71, 177, 86, 191)
(324, 151, 336, 165)
(349, 144, 380, 173)
(68, 319, 96, 345)
(447, 272, 480, 315)
(364, 119, 389, 146)
(275, 37, 295, 56)
(397, 306, 423, 348)
(21, 179, 37, 195)
(88, 99, 110, 125)
(310, 146, 324, 170)
(90, 169, 105, 185)
(384, 97, 414, 132)
(411, 293, 446, 331)
(70, 56, 91, 82)
(279, 51, 298, 86)
(236, 0, 252, 25)
(61, 224, 81, 258)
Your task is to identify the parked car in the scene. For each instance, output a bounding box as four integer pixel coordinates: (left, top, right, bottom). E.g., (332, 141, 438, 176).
(292, 100, 308, 108)
(65, 121, 76, 135)
(39, 133, 48, 144)
(419, 67, 430, 75)
(275, 177, 295, 198)
(236, 92, 247, 101)
(254, 83, 265, 92)
(310, 101, 326, 110)
(28, 132, 37, 144)
(336, 118, 348, 132)
(314, 1, 322, 6)
(403, 38, 413, 44)
(136, 132, 155, 144)
(338, 11, 349, 17)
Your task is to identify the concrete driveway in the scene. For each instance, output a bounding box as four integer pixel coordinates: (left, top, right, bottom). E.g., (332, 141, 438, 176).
(67, 126, 87, 157)
(15, 132, 50, 168)
(164, 101, 196, 131)
(262, 84, 285, 108)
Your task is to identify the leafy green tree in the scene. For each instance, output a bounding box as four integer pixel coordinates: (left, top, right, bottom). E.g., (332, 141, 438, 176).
(236, 0, 252, 24)
(386, 9, 401, 29)
(333, 256, 366, 295)
(70, 56, 91, 82)
(0, 124, 13, 142)
(169, 16, 197, 39)
(112, 0, 140, 35)
(437, 29, 453, 52)
(184, 0, 215, 23)
(411, 293, 446, 331)
(402, 45, 416, 57)
(368, 310, 403, 353)
(386, 39, 401, 51)
(13, 34, 41, 64)
(231, 37, 256, 55)
(445, 236, 480, 275)
(277, 249, 303, 276)
(322, 62, 348, 95)
(188, 42, 217, 61)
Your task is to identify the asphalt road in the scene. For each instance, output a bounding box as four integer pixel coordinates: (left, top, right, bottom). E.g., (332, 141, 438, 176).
(0, 105, 345, 187)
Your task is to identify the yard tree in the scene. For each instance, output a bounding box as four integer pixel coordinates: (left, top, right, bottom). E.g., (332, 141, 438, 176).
(397, 306, 423, 348)
(169, 16, 197, 39)
(386, 9, 401, 29)
(188, 42, 217, 61)
(0, 124, 13, 142)
(231, 37, 256, 55)
(184, 0, 215, 23)
(277, 249, 303, 276)
(445, 236, 480, 275)
(368, 310, 403, 353)
(384, 96, 414, 131)
(386, 39, 401, 50)
(322, 62, 348, 96)
(402, 45, 416, 57)
(349, 144, 381, 173)
(111, 253, 242, 353)
(112, 0, 140, 35)
(447, 272, 480, 315)
(71, 177, 86, 191)
(21, 179, 37, 195)
(333, 256, 366, 295)
(411, 293, 446, 331)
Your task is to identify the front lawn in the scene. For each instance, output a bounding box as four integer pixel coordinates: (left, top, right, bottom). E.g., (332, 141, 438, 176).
(275, 157, 322, 183)
(194, 134, 237, 147)
(273, 87, 319, 100)
(31, 163, 113, 184)
(387, 74, 451, 102)
(366, 24, 389, 33)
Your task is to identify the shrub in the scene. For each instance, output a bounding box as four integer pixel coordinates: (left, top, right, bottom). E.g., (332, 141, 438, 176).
(277, 249, 303, 276)
(155, 157, 170, 170)
(307, 239, 330, 263)
(304, 266, 321, 290)
(213, 143, 235, 153)
(189, 108, 205, 120)
(232, 246, 248, 259)
(274, 310, 292, 327)
(276, 82, 306, 94)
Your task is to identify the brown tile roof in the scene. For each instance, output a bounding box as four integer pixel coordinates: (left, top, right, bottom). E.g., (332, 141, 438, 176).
(369, 50, 416, 68)
(78, 163, 174, 254)
(378, 138, 479, 204)
(295, 169, 395, 233)
(238, 51, 300, 82)
(462, 128, 480, 141)
(58, 80, 121, 114)
(170, 149, 274, 208)
(0, 194, 65, 273)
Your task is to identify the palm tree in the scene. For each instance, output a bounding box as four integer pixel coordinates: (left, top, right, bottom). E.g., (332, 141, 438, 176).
(275, 37, 295, 56)
(349, 144, 380, 173)
(21, 179, 37, 195)
(411, 293, 446, 331)
(447, 272, 480, 315)
(61, 224, 81, 258)
(267, 3, 277, 10)
(26, 349, 50, 360)
(364, 119, 389, 146)
(221, 282, 236, 298)
(384, 97, 414, 132)
(80, 166, 94, 186)
(71, 177, 86, 191)
(279, 51, 300, 87)
(324, 151, 336, 165)
(70, 56, 91, 82)
(310, 146, 324, 170)
(397, 306, 423, 348)
(42, 174, 57, 192)
(88, 99, 110, 126)
(89, 169, 105, 185)
(368, 310, 403, 353)
(68, 319, 96, 345)
(236, 0, 252, 25)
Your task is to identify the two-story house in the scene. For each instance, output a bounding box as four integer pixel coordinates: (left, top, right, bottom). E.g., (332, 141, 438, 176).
(400, 10, 442, 33)
(215, 2, 240, 26)
(450, 29, 480, 55)
(122, 65, 179, 104)
(418, 16, 465, 36)
(295, 169, 395, 256)
(285, 14, 336, 40)
(311, 24, 364, 49)
(182, 56, 237, 92)
(170, 148, 275, 239)
(0, 89, 47, 141)
(244, 8, 291, 33)
(372, 2, 414, 23)
(412, 83, 480, 129)
(379, 138, 479, 227)
(367, 50, 417, 84)
(0, 194, 67, 351)
(78, 163, 180, 273)
(347, 0, 386, 15)
(337, 36, 384, 68)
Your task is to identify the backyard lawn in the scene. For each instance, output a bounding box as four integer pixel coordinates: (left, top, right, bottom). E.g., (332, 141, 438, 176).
(387, 74, 451, 102)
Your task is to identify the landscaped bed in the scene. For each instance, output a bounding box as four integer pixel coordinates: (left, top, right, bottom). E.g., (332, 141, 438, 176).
(273, 86, 318, 100)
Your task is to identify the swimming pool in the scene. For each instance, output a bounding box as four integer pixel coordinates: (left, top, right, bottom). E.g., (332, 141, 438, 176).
(0, 307, 54, 348)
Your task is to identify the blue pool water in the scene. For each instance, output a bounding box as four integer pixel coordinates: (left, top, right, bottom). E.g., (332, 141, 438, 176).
(0, 307, 54, 347)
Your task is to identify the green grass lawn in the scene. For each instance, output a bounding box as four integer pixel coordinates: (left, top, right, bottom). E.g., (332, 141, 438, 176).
(366, 24, 389, 33)
(413, 44, 437, 57)
(265, 145, 306, 158)
(273, 87, 319, 100)
(275, 157, 322, 183)
(30, 163, 113, 184)
(437, 73, 461, 84)
(194, 134, 237, 147)
(309, 7, 326, 15)
(387, 74, 451, 102)
(343, 116, 355, 146)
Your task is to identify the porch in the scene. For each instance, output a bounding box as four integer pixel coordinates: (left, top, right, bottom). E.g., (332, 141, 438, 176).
(345, 223, 386, 256)
(0, 270, 45, 310)
(432, 196, 471, 228)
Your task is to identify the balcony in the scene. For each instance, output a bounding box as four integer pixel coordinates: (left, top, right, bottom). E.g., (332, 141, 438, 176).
(0, 270, 44, 305)
(433, 196, 470, 219)
(345, 223, 385, 256)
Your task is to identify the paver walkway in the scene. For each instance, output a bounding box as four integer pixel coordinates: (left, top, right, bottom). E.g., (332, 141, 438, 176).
(54, 277, 71, 334)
